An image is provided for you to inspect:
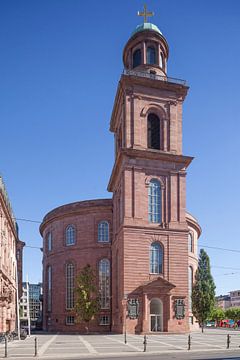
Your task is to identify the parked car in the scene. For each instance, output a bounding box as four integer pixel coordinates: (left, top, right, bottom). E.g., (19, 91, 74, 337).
(206, 321, 215, 327)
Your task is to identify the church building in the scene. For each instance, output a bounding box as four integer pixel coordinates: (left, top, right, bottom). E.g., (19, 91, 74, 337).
(40, 8, 201, 334)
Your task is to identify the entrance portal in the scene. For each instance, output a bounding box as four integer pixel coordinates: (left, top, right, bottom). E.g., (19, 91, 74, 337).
(150, 298, 162, 332)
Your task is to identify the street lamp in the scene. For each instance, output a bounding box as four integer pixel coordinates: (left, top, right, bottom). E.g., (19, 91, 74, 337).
(124, 294, 128, 344)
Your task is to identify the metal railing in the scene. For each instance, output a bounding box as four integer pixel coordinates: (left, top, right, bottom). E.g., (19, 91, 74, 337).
(123, 69, 186, 86)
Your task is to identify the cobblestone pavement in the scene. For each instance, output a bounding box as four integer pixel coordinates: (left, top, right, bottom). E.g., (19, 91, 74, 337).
(0, 329, 240, 359)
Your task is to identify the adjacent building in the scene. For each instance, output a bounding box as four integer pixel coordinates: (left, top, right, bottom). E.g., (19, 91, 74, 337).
(0, 176, 24, 332)
(19, 282, 42, 327)
(40, 11, 201, 333)
(216, 295, 231, 310)
(216, 291, 240, 309)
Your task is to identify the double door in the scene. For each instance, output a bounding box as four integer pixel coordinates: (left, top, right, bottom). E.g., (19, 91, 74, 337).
(150, 315, 162, 332)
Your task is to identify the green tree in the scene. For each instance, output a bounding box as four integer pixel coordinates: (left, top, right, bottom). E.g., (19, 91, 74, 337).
(209, 307, 225, 326)
(192, 249, 216, 332)
(225, 307, 240, 325)
(75, 264, 99, 333)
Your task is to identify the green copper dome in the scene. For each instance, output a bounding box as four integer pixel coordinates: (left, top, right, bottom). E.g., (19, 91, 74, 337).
(131, 23, 162, 37)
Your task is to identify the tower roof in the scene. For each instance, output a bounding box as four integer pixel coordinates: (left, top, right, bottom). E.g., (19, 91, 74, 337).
(131, 22, 162, 37)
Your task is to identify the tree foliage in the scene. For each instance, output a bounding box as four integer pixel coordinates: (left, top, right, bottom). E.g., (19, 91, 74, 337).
(209, 307, 225, 323)
(192, 249, 216, 331)
(75, 264, 99, 332)
(225, 307, 240, 322)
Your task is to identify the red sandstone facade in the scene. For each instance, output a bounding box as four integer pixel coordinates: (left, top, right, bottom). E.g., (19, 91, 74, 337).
(40, 19, 201, 333)
(0, 176, 24, 332)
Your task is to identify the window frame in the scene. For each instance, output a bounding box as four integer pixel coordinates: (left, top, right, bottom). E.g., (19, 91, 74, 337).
(99, 315, 110, 325)
(147, 46, 156, 65)
(147, 113, 161, 150)
(188, 232, 194, 253)
(150, 242, 163, 274)
(47, 265, 52, 312)
(99, 258, 110, 309)
(148, 179, 162, 223)
(98, 221, 110, 243)
(65, 225, 76, 246)
(66, 263, 74, 310)
(47, 232, 52, 252)
(132, 48, 142, 68)
(66, 315, 75, 325)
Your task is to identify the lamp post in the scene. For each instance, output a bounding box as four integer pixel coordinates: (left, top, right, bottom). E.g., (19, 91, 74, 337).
(124, 294, 128, 344)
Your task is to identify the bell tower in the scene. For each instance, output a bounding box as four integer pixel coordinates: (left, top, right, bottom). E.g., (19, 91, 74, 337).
(108, 7, 196, 334)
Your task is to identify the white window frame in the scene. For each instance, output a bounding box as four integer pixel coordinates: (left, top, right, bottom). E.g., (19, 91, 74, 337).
(99, 315, 110, 325)
(99, 259, 110, 309)
(150, 242, 163, 274)
(148, 179, 161, 223)
(66, 315, 75, 325)
(66, 263, 74, 309)
(98, 221, 109, 243)
(66, 225, 76, 246)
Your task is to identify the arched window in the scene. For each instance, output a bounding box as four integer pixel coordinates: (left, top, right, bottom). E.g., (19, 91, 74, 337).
(99, 259, 110, 309)
(47, 266, 52, 312)
(150, 242, 163, 274)
(147, 46, 156, 65)
(66, 263, 74, 309)
(188, 233, 193, 253)
(148, 179, 161, 223)
(188, 266, 193, 310)
(147, 113, 160, 150)
(98, 221, 109, 243)
(66, 225, 76, 246)
(133, 49, 141, 68)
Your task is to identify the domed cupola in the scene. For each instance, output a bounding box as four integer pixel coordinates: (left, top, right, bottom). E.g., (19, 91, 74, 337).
(123, 5, 169, 77)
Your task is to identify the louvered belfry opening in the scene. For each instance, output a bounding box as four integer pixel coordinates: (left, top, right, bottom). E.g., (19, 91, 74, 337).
(147, 113, 160, 150)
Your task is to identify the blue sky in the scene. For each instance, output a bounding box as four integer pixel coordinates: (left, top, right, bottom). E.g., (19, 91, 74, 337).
(1, 0, 240, 295)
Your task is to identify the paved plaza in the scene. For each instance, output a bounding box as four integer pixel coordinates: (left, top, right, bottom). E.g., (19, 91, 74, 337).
(0, 329, 240, 359)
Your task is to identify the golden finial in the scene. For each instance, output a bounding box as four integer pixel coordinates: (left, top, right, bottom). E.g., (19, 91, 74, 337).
(137, 4, 154, 23)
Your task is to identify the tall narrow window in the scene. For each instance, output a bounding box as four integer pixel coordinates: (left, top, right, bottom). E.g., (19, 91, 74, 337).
(98, 221, 109, 242)
(66, 225, 76, 246)
(188, 233, 193, 253)
(159, 53, 163, 68)
(66, 263, 74, 309)
(99, 259, 110, 309)
(188, 266, 193, 311)
(47, 266, 52, 312)
(47, 232, 52, 252)
(150, 242, 163, 274)
(148, 179, 161, 223)
(147, 46, 156, 65)
(133, 49, 141, 68)
(148, 113, 160, 150)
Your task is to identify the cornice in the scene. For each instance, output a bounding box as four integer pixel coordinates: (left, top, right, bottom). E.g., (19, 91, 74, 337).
(108, 148, 193, 192)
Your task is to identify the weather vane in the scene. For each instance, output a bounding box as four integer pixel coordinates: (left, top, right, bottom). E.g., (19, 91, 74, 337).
(137, 4, 154, 23)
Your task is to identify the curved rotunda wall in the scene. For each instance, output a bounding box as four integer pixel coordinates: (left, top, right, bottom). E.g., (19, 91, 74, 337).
(40, 199, 112, 332)
(186, 213, 201, 331)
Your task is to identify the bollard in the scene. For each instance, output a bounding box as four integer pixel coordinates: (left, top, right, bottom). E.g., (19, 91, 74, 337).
(34, 337, 38, 357)
(143, 334, 147, 352)
(4, 335, 8, 358)
(227, 334, 231, 349)
(124, 331, 127, 344)
(188, 334, 191, 351)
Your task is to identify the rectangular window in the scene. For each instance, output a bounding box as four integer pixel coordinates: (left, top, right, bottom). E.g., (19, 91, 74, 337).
(99, 315, 110, 325)
(47, 232, 52, 252)
(47, 266, 52, 312)
(66, 316, 75, 325)
(66, 263, 74, 309)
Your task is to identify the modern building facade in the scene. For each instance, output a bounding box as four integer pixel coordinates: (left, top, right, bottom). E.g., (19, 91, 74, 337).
(40, 13, 201, 333)
(0, 176, 24, 332)
(19, 282, 43, 327)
